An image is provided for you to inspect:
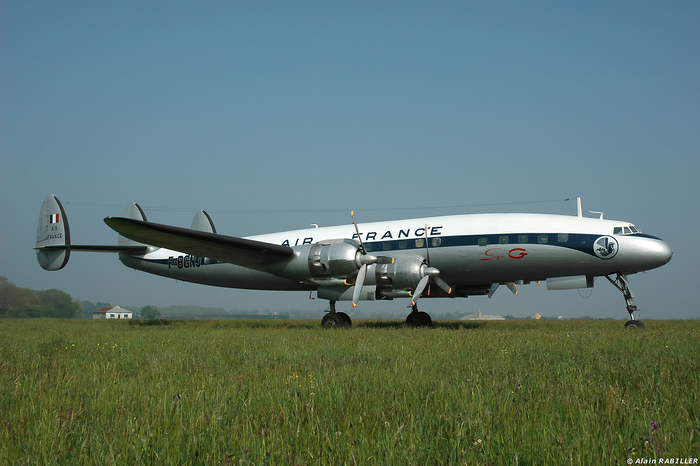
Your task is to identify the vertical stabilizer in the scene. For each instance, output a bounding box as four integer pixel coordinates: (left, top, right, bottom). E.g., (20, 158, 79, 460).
(36, 195, 71, 270)
(118, 203, 149, 248)
(191, 210, 217, 233)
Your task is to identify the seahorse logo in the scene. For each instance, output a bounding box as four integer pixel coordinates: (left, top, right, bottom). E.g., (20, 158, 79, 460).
(594, 236, 618, 259)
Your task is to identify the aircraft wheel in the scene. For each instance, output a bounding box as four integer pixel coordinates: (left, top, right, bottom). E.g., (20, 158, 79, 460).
(322, 313, 344, 329)
(418, 311, 432, 327)
(406, 312, 419, 327)
(406, 311, 432, 327)
(624, 320, 645, 329)
(337, 312, 352, 327)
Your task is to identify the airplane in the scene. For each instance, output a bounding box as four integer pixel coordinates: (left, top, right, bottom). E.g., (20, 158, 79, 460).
(35, 195, 672, 328)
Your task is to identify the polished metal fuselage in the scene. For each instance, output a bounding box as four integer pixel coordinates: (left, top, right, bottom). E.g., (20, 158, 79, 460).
(118, 213, 672, 300)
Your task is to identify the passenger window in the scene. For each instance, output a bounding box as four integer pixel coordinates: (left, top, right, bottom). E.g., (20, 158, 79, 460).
(431, 238, 442, 247)
(365, 243, 373, 252)
(415, 239, 424, 248)
(613, 227, 622, 235)
(538, 234, 548, 244)
(499, 236, 509, 244)
(383, 242, 392, 251)
(558, 233, 569, 243)
(478, 238, 488, 247)
(399, 240, 407, 249)
(518, 235, 528, 244)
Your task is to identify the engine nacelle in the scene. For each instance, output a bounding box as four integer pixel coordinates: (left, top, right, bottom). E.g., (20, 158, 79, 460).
(308, 239, 363, 279)
(375, 255, 426, 291)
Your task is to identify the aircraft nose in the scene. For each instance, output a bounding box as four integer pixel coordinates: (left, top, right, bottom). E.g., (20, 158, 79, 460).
(648, 237, 673, 268)
(658, 240, 673, 264)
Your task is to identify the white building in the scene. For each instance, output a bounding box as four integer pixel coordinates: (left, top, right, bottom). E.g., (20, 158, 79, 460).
(93, 305, 132, 319)
(461, 310, 505, 321)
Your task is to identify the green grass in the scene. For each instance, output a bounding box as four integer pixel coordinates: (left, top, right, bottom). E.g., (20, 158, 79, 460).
(1, 318, 699, 465)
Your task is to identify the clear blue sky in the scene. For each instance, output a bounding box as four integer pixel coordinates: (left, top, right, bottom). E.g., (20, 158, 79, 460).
(2, 1, 698, 319)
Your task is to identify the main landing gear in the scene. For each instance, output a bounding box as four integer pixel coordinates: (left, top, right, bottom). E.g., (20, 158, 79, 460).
(405, 303, 433, 327)
(321, 301, 352, 328)
(605, 273, 645, 329)
(321, 301, 435, 328)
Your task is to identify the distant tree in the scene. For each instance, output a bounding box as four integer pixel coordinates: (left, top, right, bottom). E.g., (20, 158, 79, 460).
(36, 289, 80, 318)
(0, 277, 79, 318)
(140, 305, 161, 319)
(0, 276, 26, 317)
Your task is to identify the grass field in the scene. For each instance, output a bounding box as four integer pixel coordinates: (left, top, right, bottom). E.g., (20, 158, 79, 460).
(1, 318, 698, 465)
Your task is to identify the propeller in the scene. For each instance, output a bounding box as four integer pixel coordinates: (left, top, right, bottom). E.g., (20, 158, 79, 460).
(351, 210, 366, 254)
(411, 224, 453, 307)
(350, 211, 393, 308)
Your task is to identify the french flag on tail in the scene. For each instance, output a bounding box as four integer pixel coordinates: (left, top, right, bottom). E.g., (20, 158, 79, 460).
(49, 213, 60, 224)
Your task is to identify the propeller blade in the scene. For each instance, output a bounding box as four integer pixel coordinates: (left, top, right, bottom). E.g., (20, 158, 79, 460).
(351, 210, 366, 254)
(351, 264, 367, 308)
(433, 275, 452, 294)
(411, 275, 430, 306)
(424, 223, 430, 264)
(424, 225, 454, 297)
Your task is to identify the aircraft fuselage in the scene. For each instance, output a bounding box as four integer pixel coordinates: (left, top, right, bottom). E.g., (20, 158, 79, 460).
(118, 212, 672, 297)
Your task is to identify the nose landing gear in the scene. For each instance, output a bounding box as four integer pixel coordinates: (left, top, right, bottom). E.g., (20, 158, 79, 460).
(605, 273, 645, 329)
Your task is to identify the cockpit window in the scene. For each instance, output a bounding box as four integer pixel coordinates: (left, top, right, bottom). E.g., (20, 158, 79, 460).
(614, 225, 641, 235)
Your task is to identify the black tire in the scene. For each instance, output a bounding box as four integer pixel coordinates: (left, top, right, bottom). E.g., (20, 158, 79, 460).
(406, 311, 432, 327)
(337, 312, 352, 327)
(624, 320, 645, 329)
(322, 313, 343, 328)
(417, 311, 432, 327)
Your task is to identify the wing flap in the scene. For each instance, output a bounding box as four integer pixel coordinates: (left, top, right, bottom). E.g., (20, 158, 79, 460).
(104, 217, 294, 268)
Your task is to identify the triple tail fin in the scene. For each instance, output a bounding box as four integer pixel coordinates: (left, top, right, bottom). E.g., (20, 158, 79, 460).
(190, 210, 217, 233)
(35, 195, 149, 271)
(118, 202, 149, 248)
(35, 195, 71, 270)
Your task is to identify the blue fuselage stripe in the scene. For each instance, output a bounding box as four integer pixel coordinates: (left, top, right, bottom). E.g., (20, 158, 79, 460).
(137, 232, 643, 265)
(362, 232, 608, 257)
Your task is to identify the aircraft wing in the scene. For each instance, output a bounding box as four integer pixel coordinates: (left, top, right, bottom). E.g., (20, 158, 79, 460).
(104, 217, 295, 268)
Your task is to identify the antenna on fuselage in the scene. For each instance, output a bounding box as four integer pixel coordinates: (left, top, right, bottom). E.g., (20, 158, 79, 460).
(577, 197, 583, 218)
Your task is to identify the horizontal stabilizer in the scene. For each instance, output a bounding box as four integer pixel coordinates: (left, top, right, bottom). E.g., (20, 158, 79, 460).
(119, 203, 149, 249)
(68, 245, 148, 254)
(104, 217, 294, 269)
